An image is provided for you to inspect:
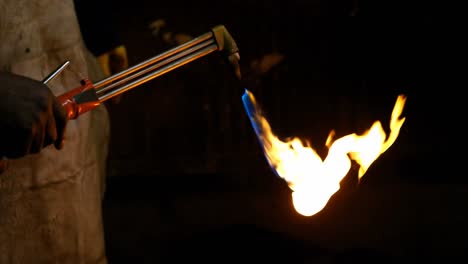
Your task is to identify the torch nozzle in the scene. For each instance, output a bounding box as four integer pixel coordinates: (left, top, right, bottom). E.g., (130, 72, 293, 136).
(227, 52, 241, 80)
(211, 25, 241, 80)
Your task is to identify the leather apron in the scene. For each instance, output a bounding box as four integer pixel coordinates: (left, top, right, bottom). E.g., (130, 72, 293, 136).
(0, 0, 110, 263)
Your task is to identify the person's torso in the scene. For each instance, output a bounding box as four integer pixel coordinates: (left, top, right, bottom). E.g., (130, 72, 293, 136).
(0, 0, 109, 263)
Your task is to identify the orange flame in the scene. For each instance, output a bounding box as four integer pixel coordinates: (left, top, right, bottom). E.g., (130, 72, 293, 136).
(245, 91, 407, 216)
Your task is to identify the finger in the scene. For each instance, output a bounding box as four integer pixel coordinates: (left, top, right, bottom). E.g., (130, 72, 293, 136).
(44, 96, 58, 147)
(30, 121, 46, 154)
(31, 106, 51, 153)
(21, 126, 35, 158)
(44, 112, 58, 147)
(52, 97, 68, 150)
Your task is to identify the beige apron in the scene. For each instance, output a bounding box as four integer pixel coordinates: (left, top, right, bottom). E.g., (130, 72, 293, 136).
(0, 0, 110, 263)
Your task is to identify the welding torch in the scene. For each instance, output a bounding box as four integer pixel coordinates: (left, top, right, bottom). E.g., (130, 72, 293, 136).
(0, 25, 239, 173)
(56, 24, 240, 120)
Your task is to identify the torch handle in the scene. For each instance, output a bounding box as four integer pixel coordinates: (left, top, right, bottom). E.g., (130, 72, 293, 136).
(56, 79, 100, 120)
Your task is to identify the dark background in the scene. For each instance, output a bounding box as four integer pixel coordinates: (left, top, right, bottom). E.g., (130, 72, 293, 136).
(90, 0, 465, 263)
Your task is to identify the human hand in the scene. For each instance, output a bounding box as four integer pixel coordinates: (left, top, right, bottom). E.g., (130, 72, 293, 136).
(0, 72, 68, 159)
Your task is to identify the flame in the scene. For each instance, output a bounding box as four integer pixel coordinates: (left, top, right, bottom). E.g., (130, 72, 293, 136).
(242, 90, 407, 217)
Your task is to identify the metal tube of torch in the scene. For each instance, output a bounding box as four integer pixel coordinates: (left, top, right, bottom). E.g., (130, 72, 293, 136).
(95, 32, 218, 102)
(94, 24, 240, 103)
(96, 39, 218, 101)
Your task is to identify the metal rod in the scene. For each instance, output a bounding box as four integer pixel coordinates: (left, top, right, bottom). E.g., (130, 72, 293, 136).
(94, 31, 214, 91)
(43, 61, 70, 84)
(98, 44, 218, 102)
(96, 38, 215, 96)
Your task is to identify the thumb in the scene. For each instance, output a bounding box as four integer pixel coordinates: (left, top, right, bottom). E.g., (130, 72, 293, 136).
(52, 96, 68, 149)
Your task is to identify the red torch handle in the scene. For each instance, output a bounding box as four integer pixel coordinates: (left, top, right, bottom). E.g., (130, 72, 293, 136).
(56, 79, 101, 120)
